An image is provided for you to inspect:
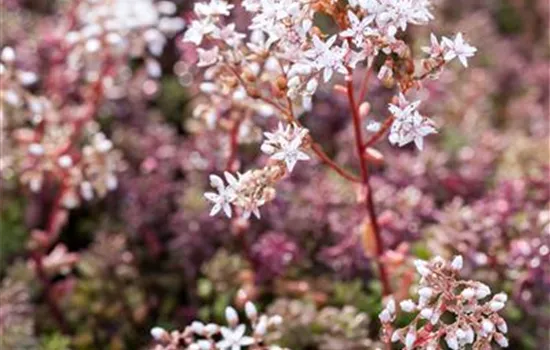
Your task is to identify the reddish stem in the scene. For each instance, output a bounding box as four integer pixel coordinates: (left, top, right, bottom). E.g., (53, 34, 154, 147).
(346, 71, 392, 296)
(310, 143, 361, 182)
(357, 66, 373, 104)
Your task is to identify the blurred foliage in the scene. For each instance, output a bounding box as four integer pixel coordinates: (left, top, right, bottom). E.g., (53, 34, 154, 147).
(0, 194, 28, 273)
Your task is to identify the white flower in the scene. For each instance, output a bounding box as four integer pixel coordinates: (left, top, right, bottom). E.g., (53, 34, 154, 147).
(262, 123, 310, 172)
(197, 46, 220, 67)
(270, 136, 310, 172)
(340, 11, 375, 46)
(442, 32, 477, 67)
(204, 172, 237, 217)
(194, 0, 234, 17)
(183, 19, 216, 45)
(211, 23, 246, 48)
(421, 33, 445, 58)
(388, 94, 421, 120)
(364, 0, 433, 34)
(304, 35, 348, 82)
(388, 110, 437, 150)
(217, 324, 255, 350)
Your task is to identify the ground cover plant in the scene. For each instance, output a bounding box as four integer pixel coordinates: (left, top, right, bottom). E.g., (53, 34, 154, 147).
(1, 0, 548, 349)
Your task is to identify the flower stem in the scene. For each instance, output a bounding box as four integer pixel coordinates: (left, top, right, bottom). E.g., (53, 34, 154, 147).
(346, 71, 391, 296)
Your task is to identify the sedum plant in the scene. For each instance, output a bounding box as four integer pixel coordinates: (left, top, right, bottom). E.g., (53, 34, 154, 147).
(183, 0, 476, 298)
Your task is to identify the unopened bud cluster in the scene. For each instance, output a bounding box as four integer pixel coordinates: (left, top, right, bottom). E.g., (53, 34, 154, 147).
(150, 302, 286, 350)
(379, 255, 509, 349)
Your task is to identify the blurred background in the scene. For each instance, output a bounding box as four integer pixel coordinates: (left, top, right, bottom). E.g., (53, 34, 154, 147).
(1, 0, 548, 349)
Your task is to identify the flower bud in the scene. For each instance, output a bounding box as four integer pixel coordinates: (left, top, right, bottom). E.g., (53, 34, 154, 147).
(418, 287, 433, 299)
(445, 332, 459, 350)
(190, 321, 205, 335)
(58, 155, 73, 168)
(254, 315, 267, 336)
(245, 301, 257, 320)
(489, 301, 505, 312)
(420, 308, 433, 319)
(450, 255, 463, 270)
(461, 288, 475, 300)
(1, 47, 15, 62)
(399, 299, 416, 312)
(494, 333, 509, 347)
(225, 306, 239, 326)
(405, 328, 416, 349)
(150, 326, 168, 341)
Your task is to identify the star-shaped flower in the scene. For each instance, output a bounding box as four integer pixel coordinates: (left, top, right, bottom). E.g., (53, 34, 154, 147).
(204, 172, 238, 217)
(216, 324, 255, 350)
(340, 11, 376, 46)
(183, 19, 216, 45)
(442, 32, 477, 67)
(270, 136, 310, 172)
(388, 111, 437, 150)
(421, 33, 444, 58)
(305, 35, 348, 82)
(197, 47, 219, 67)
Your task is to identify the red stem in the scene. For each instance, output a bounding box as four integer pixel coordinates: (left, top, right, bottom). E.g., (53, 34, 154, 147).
(30, 42, 112, 335)
(357, 66, 372, 104)
(346, 71, 391, 296)
(310, 143, 361, 182)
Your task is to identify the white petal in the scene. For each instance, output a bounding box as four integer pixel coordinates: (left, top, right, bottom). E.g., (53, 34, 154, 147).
(210, 203, 222, 216)
(222, 203, 232, 218)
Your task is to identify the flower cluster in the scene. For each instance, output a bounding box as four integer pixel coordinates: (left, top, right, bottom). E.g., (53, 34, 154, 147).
(181, 0, 476, 220)
(150, 302, 285, 350)
(1, 47, 121, 208)
(379, 255, 509, 349)
(261, 123, 310, 172)
(66, 0, 184, 87)
(387, 94, 437, 150)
